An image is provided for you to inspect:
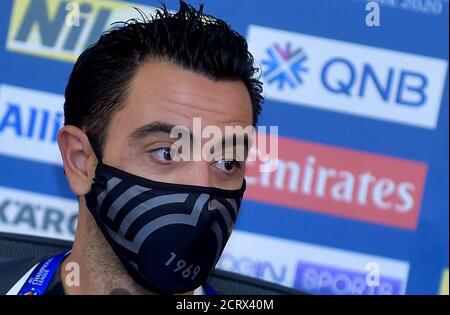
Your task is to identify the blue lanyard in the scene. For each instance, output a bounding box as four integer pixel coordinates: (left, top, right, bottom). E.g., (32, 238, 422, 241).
(203, 282, 218, 296)
(17, 251, 217, 295)
(17, 250, 70, 295)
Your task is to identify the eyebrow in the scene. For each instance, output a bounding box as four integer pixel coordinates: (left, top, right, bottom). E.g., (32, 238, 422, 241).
(129, 121, 184, 142)
(129, 121, 251, 154)
(221, 134, 250, 149)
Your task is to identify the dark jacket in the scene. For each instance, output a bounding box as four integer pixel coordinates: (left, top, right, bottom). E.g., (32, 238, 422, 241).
(0, 254, 302, 295)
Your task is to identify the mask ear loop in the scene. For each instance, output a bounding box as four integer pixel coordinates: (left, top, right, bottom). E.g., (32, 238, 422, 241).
(85, 131, 103, 165)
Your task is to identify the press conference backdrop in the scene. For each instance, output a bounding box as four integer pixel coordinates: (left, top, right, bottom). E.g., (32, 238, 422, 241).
(0, 0, 448, 295)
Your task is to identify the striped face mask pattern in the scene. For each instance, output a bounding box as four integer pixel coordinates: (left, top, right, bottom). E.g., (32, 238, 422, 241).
(85, 161, 245, 294)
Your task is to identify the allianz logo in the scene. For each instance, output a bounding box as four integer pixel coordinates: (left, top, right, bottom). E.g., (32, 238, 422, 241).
(0, 85, 63, 145)
(0, 84, 64, 165)
(0, 102, 62, 144)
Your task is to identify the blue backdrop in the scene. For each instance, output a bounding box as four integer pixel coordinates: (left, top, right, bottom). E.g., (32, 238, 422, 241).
(0, 0, 448, 294)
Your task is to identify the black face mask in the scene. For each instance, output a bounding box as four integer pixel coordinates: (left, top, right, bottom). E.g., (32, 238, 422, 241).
(84, 136, 246, 294)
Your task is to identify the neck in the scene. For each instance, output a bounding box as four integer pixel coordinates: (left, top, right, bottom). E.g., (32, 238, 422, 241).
(60, 200, 195, 295)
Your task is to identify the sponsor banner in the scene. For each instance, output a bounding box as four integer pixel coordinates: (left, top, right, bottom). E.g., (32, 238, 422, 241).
(0, 84, 64, 165)
(440, 268, 449, 295)
(295, 259, 404, 295)
(0, 84, 428, 230)
(0, 186, 78, 240)
(245, 135, 428, 230)
(219, 230, 409, 294)
(247, 24, 448, 129)
(7, 0, 158, 62)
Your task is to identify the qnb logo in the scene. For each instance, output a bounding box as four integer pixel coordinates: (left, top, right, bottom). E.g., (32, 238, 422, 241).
(7, 0, 157, 62)
(262, 42, 309, 90)
(320, 57, 427, 107)
(248, 25, 448, 129)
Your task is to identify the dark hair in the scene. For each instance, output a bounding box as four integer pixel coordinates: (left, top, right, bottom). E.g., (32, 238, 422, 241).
(64, 0, 263, 156)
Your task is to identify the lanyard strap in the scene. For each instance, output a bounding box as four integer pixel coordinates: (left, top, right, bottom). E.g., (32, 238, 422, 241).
(203, 282, 218, 296)
(17, 250, 71, 295)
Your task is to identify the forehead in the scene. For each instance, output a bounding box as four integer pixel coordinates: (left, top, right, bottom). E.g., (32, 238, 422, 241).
(112, 61, 253, 133)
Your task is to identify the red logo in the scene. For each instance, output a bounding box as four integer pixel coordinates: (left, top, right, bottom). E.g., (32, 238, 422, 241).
(245, 135, 427, 230)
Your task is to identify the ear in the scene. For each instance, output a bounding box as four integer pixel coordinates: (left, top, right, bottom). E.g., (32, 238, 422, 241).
(57, 125, 97, 195)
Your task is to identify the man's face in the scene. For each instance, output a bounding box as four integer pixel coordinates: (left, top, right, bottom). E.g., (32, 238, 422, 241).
(99, 61, 253, 190)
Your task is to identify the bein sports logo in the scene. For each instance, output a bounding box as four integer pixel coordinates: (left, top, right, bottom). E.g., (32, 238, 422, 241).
(262, 42, 308, 90)
(294, 260, 406, 295)
(217, 252, 288, 285)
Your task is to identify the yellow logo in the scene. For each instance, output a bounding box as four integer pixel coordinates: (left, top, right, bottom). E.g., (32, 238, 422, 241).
(440, 269, 449, 295)
(7, 0, 157, 62)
